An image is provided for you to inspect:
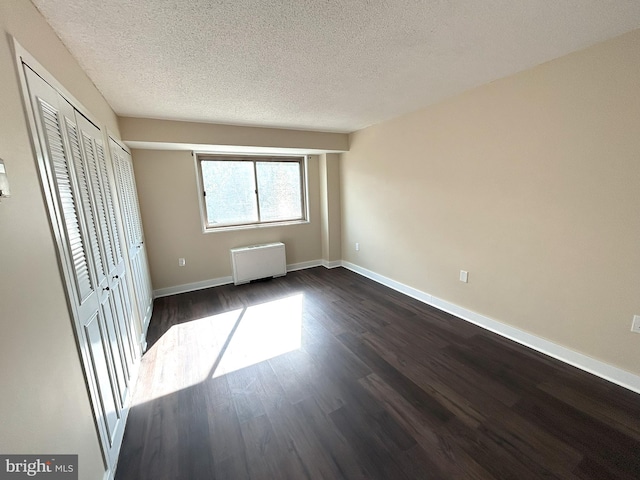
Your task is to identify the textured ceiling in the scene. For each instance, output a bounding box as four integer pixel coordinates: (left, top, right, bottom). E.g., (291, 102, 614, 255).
(32, 0, 640, 133)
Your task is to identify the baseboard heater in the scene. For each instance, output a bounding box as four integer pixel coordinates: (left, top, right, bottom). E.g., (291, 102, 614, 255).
(230, 242, 287, 285)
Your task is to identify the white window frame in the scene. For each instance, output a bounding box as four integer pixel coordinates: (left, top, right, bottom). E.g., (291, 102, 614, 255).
(194, 153, 309, 233)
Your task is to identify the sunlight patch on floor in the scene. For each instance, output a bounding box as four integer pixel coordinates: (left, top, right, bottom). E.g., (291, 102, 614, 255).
(212, 293, 303, 378)
(132, 293, 303, 405)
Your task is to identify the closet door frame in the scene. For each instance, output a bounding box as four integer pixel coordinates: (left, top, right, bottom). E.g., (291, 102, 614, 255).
(13, 39, 142, 480)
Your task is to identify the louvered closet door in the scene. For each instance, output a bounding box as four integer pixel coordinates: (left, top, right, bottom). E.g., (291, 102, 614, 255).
(95, 136, 139, 367)
(75, 114, 138, 409)
(110, 141, 153, 333)
(24, 67, 126, 468)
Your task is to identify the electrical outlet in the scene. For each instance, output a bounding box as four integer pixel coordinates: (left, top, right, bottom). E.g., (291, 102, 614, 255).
(178, 258, 186, 267)
(459, 270, 468, 283)
(631, 315, 640, 334)
(355, 242, 360, 251)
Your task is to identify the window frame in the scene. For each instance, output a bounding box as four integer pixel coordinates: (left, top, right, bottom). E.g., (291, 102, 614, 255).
(195, 152, 309, 233)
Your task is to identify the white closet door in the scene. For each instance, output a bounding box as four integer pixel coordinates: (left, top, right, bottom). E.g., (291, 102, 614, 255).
(110, 141, 153, 333)
(96, 138, 139, 368)
(24, 66, 127, 469)
(76, 114, 136, 408)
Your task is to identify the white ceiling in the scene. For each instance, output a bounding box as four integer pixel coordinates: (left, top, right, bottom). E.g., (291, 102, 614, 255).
(32, 0, 640, 133)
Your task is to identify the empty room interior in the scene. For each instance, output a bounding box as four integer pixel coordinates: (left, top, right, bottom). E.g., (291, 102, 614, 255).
(1, 1, 640, 479)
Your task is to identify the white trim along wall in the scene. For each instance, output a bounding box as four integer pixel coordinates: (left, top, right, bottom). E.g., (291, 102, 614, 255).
(152, 261, 640, 395)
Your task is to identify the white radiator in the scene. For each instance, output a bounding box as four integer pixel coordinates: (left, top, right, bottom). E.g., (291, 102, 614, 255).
(230, 242, 287, 285)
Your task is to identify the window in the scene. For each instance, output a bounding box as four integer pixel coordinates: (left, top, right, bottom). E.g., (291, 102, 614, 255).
(196, 154, 308, 231)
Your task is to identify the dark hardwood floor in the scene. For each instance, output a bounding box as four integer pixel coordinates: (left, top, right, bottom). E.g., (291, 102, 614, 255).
(115, 267, 640, 479)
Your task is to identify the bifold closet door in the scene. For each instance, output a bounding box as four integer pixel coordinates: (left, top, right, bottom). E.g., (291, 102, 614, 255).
(24, 66, 128, 469)
(76, 115, 138, 406)
(110, 141, 153, 334)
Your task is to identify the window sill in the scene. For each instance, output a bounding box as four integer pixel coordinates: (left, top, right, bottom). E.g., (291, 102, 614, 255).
(203, 219, 310, 234)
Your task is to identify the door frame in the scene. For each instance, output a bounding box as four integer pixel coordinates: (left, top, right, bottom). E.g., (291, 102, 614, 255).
(13, 39, 141, 480)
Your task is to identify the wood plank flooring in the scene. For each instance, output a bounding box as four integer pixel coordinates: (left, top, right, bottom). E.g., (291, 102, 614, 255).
(115, 267, 640, 479)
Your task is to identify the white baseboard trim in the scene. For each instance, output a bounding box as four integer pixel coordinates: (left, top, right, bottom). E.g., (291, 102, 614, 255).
(322, 259, 343, 269)
(153, 275, 233, 298)
(153, 259, 330, 298)
(341, 261, 640, 395)
(287, 260, 324, 272)
(150, 259, 640, 393)
(341, 261, 435, 305)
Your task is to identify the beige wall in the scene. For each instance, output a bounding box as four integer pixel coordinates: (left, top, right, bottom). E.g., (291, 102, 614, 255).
(132, 150, 323, 291)
(0, 1, 120, 478)
(341, 29, 640, 375)
(319, 154, 342, 262)
(120, 116, 349, 152)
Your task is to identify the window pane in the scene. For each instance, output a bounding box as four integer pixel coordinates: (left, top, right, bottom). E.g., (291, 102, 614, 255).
(256, 162, 302, 222)
(201, 161, 258, 225)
